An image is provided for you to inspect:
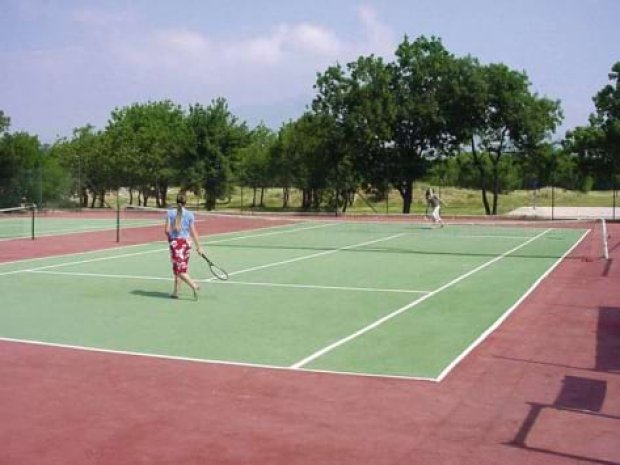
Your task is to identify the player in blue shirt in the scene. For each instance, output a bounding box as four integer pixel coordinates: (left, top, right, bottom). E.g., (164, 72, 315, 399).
(165, 193, 204, 300)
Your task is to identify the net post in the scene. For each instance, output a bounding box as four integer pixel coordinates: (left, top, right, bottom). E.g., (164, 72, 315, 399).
(116, 190, 120, 243)
(601, 218, 609, 260)
(31, 203, 36, 240)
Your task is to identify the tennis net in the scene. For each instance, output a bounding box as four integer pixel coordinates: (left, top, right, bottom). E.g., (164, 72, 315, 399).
(0, 205, 36, 240)
(120, 207, 611, 262)
(119, 205, 301, 243)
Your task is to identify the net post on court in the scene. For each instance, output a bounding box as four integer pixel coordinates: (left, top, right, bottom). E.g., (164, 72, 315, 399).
(0, 204, 37, 240)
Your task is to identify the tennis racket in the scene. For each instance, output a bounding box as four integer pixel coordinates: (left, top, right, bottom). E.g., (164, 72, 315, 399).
(199, 252, 229, 280)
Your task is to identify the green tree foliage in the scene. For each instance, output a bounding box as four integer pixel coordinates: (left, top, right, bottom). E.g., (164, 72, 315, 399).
(184, 98, 250, 210)
(388, 36, 458, 213)
(107, 100, 188, 207)
(273, 113, 337, 210)
(564, 62, 620, 192)
(312, 64, 360, 211)
(313, 36, 456, 213)
(270, 119, 310, 208)
(237, 123, 276, 207)
(0, 131, 42, 206)
(0, 110, 9, 134)
(5, 44, 614, 215)
(454, 63, 562, 214)
(336, 54, 396, 207)
(58, 125, 114, 207)
(0, 111, 69, 208)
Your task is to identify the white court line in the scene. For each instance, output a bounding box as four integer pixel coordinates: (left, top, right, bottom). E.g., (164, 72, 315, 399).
(0, 222, 336, 276)
(199, 232, 407, 282)
(28, 270, 429, 294)
(212, 280, 428, 294)
(0, 336, 436, 382)
(290, 228, 553, 370)
(28, 232, 408, 286)
(29, 270, 173, 281)
(434, 228, 592, 382)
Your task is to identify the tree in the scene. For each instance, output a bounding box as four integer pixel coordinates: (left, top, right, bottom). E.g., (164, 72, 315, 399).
(270, 122, 298, 208)
(184, 99, 250, 210)
(237, 124, 276, 207)
(312, 37, 456, 213)
(312, 63, 360, 212)
(273, 113, 336, 210)
(0, 130, 43, 207)
(592, 62, 620, 190)
(457, 63, 562, 214)
(339, 54, 396, 207)
(0, 111, 68, 208)
(107, 100, 188, 207)
(0, 110, 9, 134)
(564, 62, 620, 195)
(387, 36, 458, 213)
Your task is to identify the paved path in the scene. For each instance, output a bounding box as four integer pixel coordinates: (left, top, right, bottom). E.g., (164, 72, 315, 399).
(509, 206, 618, 219)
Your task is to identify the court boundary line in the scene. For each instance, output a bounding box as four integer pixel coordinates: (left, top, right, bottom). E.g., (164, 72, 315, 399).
(28, 270, 430, 294)
(0, 223, 589, 381)
(434, 228, 592, 381)
(201, 232, 407, 281)
(2, 227, 402, 280)
(0, 222, 337, 274)
(289, 228, 554, 370)
(0, 336, 437, 382)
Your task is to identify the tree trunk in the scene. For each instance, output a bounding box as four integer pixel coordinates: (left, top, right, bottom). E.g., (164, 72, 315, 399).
(312, 189, 322, 210)
(491, 152, 502, 215)
(397, 180, 414, 214)
(158, 183, 168, 208)
(302, 189, 311, 210)
(204, 192, 216, 211)
(471, 138, 491, 215)
(282, 187, 289, 208)
(81, 188, 88, 208)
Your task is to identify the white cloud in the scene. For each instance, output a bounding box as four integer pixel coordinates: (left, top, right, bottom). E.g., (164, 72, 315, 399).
(357, 4, 397, 56)
(81, 7, 395, 108)
(287, 23, 343, 56)
(1, 3, 398, 138)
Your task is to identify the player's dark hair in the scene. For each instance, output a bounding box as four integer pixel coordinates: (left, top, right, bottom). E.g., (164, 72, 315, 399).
(175, 194, 186, 231)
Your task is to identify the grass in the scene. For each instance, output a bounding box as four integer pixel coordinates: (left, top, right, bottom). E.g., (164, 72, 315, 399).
(206, 186, 619, 216)
(108, 185, 618, 216)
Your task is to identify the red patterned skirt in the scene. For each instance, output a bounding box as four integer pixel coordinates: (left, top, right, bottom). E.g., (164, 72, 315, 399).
(168, 237, 191, 275)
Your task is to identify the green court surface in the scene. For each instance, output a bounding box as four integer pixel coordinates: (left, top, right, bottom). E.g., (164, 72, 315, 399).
(0, 221, 588, 380)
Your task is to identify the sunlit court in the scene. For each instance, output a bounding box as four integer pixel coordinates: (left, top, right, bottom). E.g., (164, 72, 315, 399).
(0, 212, 598, 380)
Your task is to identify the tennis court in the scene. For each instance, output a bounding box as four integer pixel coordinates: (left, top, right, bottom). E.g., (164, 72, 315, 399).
(0, 215, 592, 381)
(0, 206, 161, 241)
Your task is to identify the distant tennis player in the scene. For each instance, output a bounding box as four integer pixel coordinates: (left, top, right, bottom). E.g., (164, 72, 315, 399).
(424, 187, 434, 219)
(429, 190, 446, 227)
(165, 193, 204, 300)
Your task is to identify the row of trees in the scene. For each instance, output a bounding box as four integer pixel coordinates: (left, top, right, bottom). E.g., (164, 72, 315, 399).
(1, 36, 618, 213)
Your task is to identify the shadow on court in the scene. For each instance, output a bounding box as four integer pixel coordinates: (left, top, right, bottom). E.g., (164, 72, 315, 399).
(507, 306, 620, 464)
(131, 290, 172, 299)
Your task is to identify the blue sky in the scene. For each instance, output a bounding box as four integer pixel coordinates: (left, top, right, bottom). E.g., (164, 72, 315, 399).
(1, 0, 618, 142)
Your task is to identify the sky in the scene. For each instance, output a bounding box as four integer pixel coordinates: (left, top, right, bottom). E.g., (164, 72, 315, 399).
(1, 0, 619, 143)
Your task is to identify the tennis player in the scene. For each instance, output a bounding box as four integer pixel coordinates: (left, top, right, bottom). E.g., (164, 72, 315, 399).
(165, 193, 204, 300)
(424, 187, 434, 219)
(429, 190, 446, 227)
